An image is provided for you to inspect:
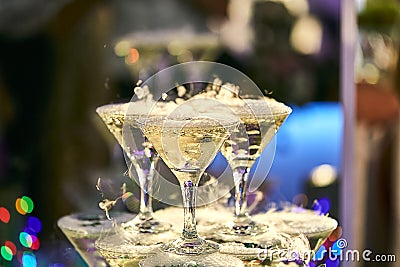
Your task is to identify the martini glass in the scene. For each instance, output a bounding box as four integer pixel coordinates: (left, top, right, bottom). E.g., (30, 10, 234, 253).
(203, 96, 309, 265)
(96, 103, 172, 234)
(135, 99, 243, 266)
(218, 96, 292, 236)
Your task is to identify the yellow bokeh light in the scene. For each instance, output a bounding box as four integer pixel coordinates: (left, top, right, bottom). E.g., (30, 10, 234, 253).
(114, 40, 131, 57)
(290, 16, 322, 55)
(177, 50, 193, 63)
(364, 63, 380, 84)
(168, 41, 184, 56)
(311, 164, 337, 187)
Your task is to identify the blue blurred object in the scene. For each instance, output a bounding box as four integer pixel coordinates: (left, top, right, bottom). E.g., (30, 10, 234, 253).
(311, 197, 332, 216)
(263, 102, 343, 200)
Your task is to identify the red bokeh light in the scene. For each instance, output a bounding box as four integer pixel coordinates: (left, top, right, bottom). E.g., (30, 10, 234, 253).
(0, 207, 10, 223)
(4, 241, 16, 255)
(127, 48, 139, 64)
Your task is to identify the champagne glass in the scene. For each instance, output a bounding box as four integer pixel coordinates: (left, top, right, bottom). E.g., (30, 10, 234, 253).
(218, 96, 292, 237)
(132, 98, 243, 266)
(96, 103, 171, 234)
(96, 103, 175, 243)
(95, 103, 179, 266)
(205, 96, 311, 265)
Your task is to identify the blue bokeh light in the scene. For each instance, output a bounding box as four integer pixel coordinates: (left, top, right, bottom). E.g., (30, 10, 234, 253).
(22, 252, 37, 267)
(27, 216, 42, 234)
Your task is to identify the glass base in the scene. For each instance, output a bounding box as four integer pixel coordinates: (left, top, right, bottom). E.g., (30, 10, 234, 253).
(217, 232, 311, 265)
(210, 227, 292, 249)
(139, 248, 244, 267)
(57, 211, 133, 267)
(95, 229, 180, 266)
(162, 236, 219, 255)
(204, 225, 311, 264)
(121, 212, 172, 234)
(222, 216, 269, 236)
(252, 209, 338, 252)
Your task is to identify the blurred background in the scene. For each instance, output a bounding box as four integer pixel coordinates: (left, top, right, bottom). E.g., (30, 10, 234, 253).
(0, 0, 398, 266)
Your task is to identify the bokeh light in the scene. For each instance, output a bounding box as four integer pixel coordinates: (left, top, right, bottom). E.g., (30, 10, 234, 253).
(167, 41, 184, 56)
(290, 15, 322, 55)
(18, 231, 40, 250)
(313, 199, 322, 214)
(15, 196, 34, 215)
(313, 198, 331, 215)
(0, 207, 10, 223)
(4, 241, 16, 255)
(363, 63, 380, 84)
(328, 226, 342, 242)
(16, 198, 26, 215)
(26, 216, 42, 234)
(114, 40, 131, 57)
(292, 193, 308, 207)
(19, 232, 33, 248)
(318, 198, 331, 214)
(30, 235, 40, 250)
(310, 164, 337, 187)
(22, 196, 34, 213)
(125, 48, 139, 64)
(22, 251, 37, 267)
(176, 50, 193, 63)
(1, 245, 13, 261)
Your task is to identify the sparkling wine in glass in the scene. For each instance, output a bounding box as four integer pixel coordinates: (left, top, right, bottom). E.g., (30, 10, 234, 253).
(96, 103, 172, 234)
(219, 96, 292, 236)
(135, 98, 244, 266)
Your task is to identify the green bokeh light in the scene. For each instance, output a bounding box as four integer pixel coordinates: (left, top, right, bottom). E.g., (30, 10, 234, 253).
(1, 245, 13, 261)
(21, 196, 34, 213)
(19, 232, 32, 248)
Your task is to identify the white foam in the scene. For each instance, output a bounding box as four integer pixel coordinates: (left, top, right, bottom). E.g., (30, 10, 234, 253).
(189, 78, 292, 117)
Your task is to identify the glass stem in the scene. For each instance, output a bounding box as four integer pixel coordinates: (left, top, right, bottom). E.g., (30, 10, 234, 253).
(137, 158, 157, 220)
(233, 166, 251, 219)
(181, 175, 199, 240)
